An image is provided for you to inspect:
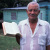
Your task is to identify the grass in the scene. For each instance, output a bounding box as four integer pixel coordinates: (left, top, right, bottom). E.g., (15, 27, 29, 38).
(0, 35, 20, 50)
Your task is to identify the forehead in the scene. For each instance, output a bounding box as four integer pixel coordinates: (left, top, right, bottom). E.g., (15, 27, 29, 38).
(28, 4, 38, 9)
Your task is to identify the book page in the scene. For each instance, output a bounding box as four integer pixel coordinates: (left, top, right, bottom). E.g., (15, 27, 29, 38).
(11, 22, 20, 34)
(2, 23, 7, 35)
(3, 22, 14, 34)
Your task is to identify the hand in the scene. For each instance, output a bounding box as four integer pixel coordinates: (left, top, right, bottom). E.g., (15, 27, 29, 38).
(15, 33, 22, 45)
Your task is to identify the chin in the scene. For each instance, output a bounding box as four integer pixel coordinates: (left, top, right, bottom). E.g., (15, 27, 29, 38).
(31, 17, 37, 19)
(31, 17, 37, 20)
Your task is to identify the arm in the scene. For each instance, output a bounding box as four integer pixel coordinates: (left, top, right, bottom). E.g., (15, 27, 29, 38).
(16, 22, 22, 45)
(46, 24, 50, 50)
(46, 45, 50, 50)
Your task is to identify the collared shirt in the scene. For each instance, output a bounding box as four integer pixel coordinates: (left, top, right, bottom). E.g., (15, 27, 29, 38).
(18, 18, 50, 50)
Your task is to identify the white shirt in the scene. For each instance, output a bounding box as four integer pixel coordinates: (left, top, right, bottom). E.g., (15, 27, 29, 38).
(18, 18, 50, 50)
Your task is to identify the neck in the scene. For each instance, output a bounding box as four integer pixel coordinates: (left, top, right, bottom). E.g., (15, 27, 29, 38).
(29, 18, 38, 24)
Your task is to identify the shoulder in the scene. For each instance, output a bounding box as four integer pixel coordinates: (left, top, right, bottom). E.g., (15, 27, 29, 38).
(39, 19, 50, 26)
(18, 19, 27, 26)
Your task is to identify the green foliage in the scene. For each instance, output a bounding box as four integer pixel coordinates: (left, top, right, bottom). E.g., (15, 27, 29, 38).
(0, 0, 15, 9)
(18, 0, 32, 6)
(0, 0, 32, 9)
(0, 35, 20, 50)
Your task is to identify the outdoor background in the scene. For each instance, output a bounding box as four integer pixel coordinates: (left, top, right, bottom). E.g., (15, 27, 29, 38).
(0, 0, 50, 50)
(0, 28, 20, 50)
(0, 0, 22, 50)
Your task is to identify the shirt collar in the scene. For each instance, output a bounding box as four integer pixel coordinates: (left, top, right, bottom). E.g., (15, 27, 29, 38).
(25, 18, 44, 26)
(38, 18, 44, 26)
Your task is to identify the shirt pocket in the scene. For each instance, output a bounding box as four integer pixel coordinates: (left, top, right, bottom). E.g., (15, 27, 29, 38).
(20, 34, 26, 45)
(38, 34, 46, 45)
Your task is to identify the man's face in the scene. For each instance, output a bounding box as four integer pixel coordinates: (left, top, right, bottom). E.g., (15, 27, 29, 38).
(26, 4, 40, 20)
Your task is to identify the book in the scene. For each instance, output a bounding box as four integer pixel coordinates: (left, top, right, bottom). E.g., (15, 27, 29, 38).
(2, 22, 20, 37)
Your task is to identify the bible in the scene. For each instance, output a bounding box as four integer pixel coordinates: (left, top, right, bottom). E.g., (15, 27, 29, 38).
(2, 22, 21, 37)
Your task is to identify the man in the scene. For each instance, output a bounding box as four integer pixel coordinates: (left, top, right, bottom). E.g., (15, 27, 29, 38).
(16, 1, 50, 50)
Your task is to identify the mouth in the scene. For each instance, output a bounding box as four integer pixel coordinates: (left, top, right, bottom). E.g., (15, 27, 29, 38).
(30, 14, 36, 17)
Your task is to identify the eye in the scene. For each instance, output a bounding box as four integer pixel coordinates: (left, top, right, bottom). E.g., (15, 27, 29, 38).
(34, 9, 38, 12)
(28, 9, 32, 12)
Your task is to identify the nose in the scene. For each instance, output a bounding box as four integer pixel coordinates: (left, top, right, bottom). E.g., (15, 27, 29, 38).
(31, 10, 34, 14)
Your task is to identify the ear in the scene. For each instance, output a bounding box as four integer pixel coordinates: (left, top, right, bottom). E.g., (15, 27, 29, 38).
(38, 10, 40, 13)
(38, 10, 40, 14)
(26, 10, 28, 13)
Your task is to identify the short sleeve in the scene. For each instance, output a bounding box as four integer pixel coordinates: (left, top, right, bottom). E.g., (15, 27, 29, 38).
(46, 23, 50, 46)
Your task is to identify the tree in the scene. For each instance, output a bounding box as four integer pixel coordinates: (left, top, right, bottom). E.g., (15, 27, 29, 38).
(0, 0, 15, 9)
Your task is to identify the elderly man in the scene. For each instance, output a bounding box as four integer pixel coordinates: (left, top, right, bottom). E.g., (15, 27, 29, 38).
(16, 1, 50, 50)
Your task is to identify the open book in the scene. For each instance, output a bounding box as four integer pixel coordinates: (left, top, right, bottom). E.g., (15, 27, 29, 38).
(2, 22, 21, 37)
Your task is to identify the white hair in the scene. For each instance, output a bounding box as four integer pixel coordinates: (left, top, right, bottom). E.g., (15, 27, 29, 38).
(27, 2, 40, 10)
